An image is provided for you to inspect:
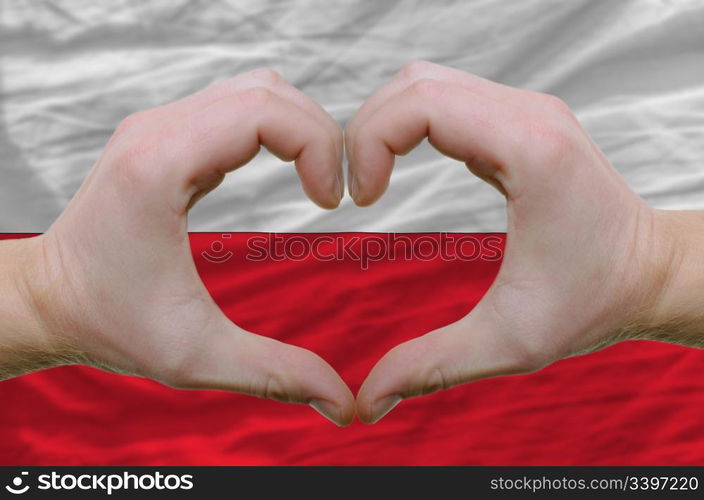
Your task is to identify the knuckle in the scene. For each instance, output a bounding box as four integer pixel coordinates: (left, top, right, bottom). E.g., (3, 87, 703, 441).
(111, 135, 165, 186)
(250, 339, 302, 403)
(387, 335, 457, 398)
(528, 122, 576, 166)
(248, 67, 283, 86)
(115, 110, 151, 137)
(113, 145, 151, 181)
(409, 77, 446, 100)
(259, 373, 290, 402)
(111, 113, 171, 187)
(422, 366, 453, 396)
(535, 93, 573, 117)
(237, 86, 273, 107)
(399, 59, 434, 80)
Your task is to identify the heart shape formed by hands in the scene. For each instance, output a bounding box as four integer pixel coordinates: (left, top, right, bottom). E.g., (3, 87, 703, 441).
(17, 62, 673, 426)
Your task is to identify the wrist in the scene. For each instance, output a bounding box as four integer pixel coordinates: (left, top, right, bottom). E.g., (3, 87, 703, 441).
(0, 236, 75, 378)
(634, 209, 704, 346)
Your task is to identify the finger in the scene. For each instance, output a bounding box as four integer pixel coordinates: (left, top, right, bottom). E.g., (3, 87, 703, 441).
(115, 70, 344, 200)
(356, 301, 540, 424)
(163, 68, 342, 142)
(124, 87, 343, 209)
(160, 68, 344, 171)
(168, 315, 355, 426)
(347, 60, 530, 141)
(119, 69, 340, 140)
(346, 79, 527, 206)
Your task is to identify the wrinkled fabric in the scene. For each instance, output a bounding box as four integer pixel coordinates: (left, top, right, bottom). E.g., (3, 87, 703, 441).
(1, 0, 704, 232)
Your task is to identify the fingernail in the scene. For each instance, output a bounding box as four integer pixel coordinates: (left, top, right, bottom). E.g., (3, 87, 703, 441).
(369, 394, 402, 424)
(349, 172, 359, 200)
(310, 399, 343, 426)
(333, 171, 343, 203)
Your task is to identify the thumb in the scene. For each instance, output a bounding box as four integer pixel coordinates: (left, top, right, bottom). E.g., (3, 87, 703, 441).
(160, 315, 355, 426)
(356, 302, 543, 424)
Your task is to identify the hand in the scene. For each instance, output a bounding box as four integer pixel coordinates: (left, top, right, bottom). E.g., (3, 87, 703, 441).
(2, 69, 354, 425)
(346, 61, 690, 424)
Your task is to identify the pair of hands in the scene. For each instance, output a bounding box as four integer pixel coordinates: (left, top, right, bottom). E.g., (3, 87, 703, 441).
(5, 61, 690, 426)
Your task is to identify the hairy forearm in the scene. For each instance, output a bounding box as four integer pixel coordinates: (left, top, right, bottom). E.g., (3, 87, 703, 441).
(0, 237, 73, 379)
(637, 209, 704, 347)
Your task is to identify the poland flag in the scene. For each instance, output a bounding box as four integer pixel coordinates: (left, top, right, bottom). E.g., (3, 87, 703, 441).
(1, 1, 704, 465)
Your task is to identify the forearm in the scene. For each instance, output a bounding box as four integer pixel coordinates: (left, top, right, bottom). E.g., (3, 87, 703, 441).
(637, 209, 704, 347)
(0, 236, 69, 379)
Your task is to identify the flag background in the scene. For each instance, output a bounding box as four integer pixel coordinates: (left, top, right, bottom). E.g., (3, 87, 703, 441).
(2, 232, 704, 465)
(2, 0, 704, 465)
